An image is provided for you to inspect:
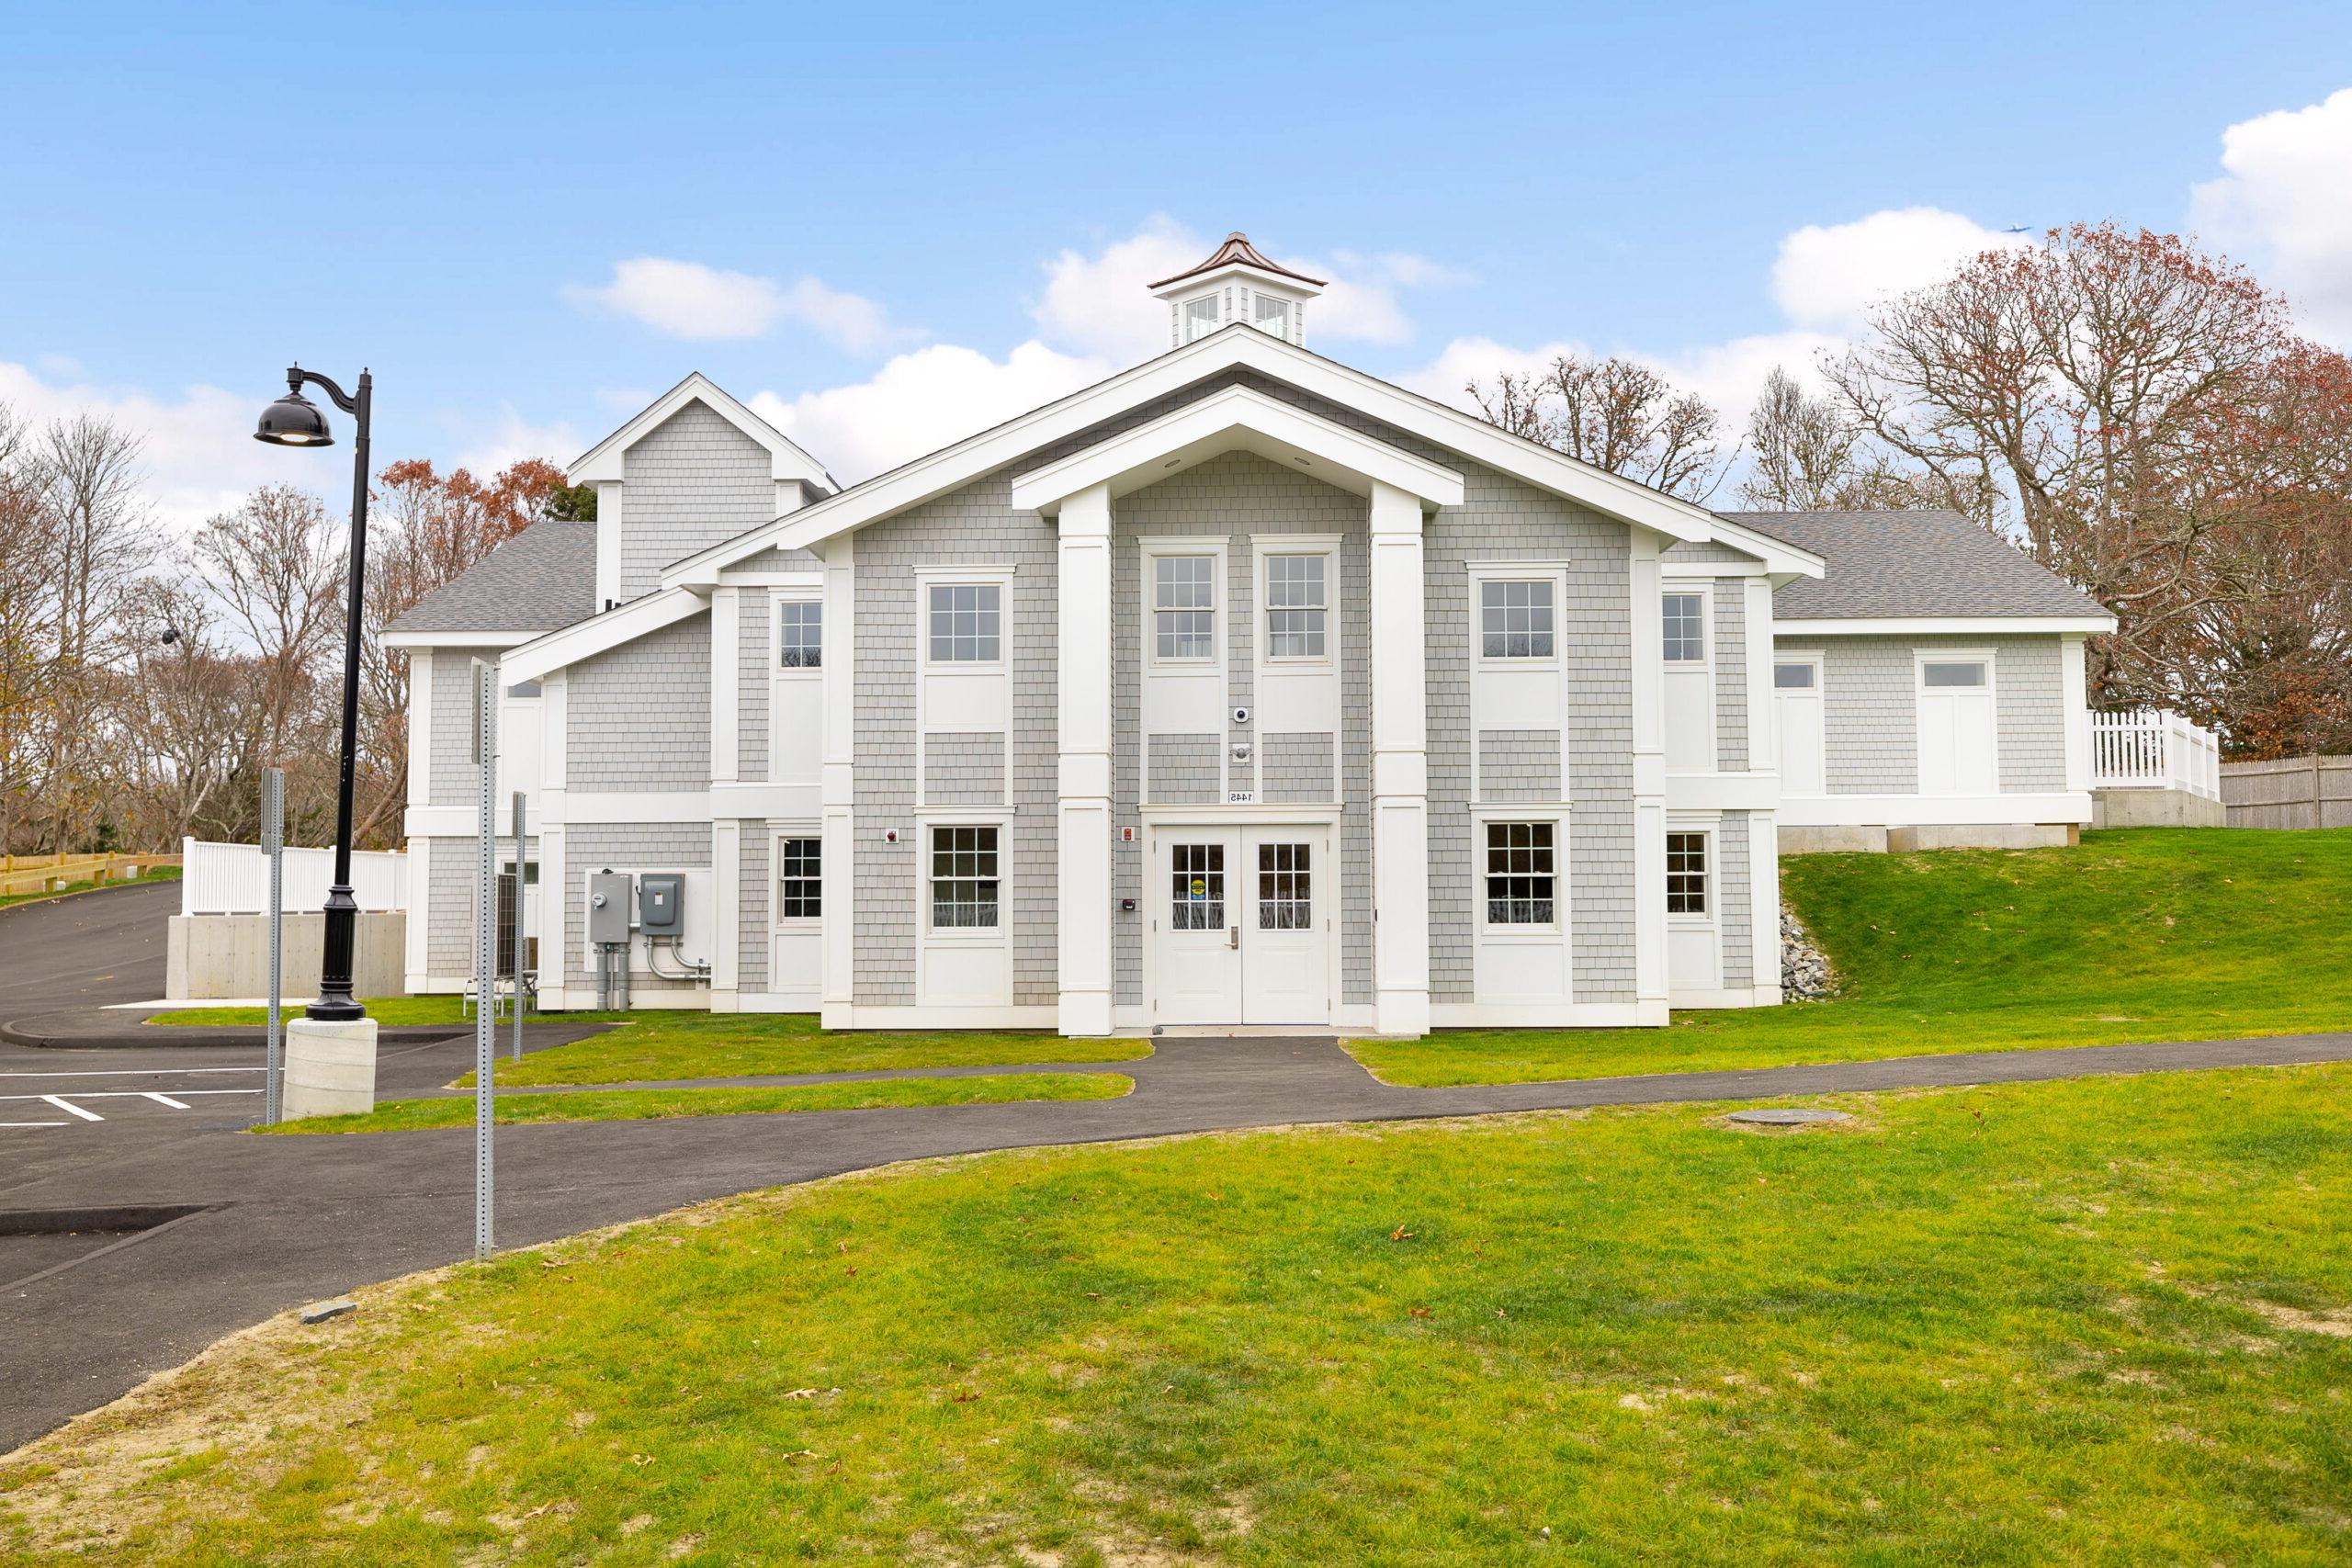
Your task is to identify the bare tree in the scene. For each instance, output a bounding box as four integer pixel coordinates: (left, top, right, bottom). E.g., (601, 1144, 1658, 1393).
(1738, 367, 1864, 510)
(1468, 354, 1727, 500)
(0, 403, 62, 853)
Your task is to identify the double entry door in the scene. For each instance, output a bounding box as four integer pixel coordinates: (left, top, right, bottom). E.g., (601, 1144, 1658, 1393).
(1151, 826, 1332, 1025)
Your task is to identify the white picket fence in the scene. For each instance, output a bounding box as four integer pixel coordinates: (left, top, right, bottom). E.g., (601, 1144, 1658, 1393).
(2089, 709, 2222, 801)
(179, 838, 409, 916)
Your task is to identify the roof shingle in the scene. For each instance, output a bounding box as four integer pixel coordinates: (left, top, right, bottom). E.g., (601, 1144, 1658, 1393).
(1721, 509, 2110, 621)
(381, 520, 599, 637)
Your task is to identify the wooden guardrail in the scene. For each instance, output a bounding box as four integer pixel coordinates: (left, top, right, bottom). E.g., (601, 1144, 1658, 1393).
(0, 853, 181, 898)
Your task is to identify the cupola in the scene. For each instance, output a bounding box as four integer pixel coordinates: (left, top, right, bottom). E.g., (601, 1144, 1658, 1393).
(1148, 231, 1326, 349)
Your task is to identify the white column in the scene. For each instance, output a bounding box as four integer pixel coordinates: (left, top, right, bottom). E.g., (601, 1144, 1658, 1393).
(1748, 809, 1781, 1004)
(1368, 481, 1430, 1038)
(538, 669, 569, 1007)
(711, 586, 741, 785)
(594, 483, 623, 610)
(1056, 483, 1115, 1036)
(403, 837, 431, 993)
(2060, 634, 2092, 799)
(1744, 576, 1777, 774)
(404, 656, 433, 992)
(1629, 531, 1670, 1025)
(819, 535, 857, 1029)
(710, 819, 741, 1010)
(708, 586, 742, 1012)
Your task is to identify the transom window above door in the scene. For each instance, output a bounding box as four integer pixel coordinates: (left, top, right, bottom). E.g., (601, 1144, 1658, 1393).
(1662, 592, 1706, 663)
(1772, 661, 1815, 689)
(1479, 580, 1555, 659)
(1921, 660, 1987, 688)
(1153, 555, 1217, 660)
(928, 582, 1001, 663)
(1264, 554, 1327, 659)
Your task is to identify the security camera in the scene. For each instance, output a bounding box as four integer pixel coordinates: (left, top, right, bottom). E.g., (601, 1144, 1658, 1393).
(1231, 705, 1251, 725)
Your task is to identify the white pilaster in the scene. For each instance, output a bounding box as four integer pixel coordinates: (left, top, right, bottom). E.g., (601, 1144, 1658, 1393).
(538, 669, 568, 1008)
(1368, 481, 1430, 1038)
(1630, 530, 1671, 1024)
(1056, 483, 1115, 1036)
(711, 586, 740, 785)
(819, 534, 857, 1028)
(594, 482, 623, 610)
(403, 836, 430, 993)
(711, 818, 741, 1009)
(2060, 634, 2092, 795)
(1744, 576, 1777, 773)
(1747, 808, 1781, 1004)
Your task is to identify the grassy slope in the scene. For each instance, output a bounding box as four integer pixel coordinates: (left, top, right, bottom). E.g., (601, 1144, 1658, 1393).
(6, 1066, 2348, 1564)
(256, 1073, 1133, 1135)
(1354, 828, 2352, 1087)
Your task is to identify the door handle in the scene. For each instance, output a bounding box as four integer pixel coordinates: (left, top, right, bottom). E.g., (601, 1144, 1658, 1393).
(1227, 924, 1238, 951)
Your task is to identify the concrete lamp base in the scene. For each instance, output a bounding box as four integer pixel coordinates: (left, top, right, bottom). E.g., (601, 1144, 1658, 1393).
(282, 1018, 379, 1121)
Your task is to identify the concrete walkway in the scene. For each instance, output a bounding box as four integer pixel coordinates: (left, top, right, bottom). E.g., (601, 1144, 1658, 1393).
(5, 1022, 2349, 1453)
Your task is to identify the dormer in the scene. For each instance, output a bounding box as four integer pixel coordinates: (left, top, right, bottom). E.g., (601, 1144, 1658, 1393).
(1148, 231, 1326, 350)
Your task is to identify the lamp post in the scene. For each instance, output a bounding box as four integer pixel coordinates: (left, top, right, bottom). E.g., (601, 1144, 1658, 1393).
(254, 364, 372, 1022)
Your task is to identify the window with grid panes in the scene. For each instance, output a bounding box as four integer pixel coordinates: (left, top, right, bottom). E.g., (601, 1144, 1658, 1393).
(1169, 842, 1225, 930)
(1662, 592, 1705, 663)
(1257, 841, 1312, 930)
(930, 825, 1001, 929)
(927, 582, 1001, 663)
(779, 601, 822, 669)
(1479, 580, 1555, 658)
(776, 838, 821, 919)
(1666, 830, 1708, 915)
(1153, 556, 1216, 660)
(1264, 554, 1326, 659)
(1484, 822, 1555, 925)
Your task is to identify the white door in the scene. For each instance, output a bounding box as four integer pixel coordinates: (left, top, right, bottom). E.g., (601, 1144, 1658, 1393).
(1150, 827, 1331, 1025)
(1773, 658, 1825, 796)
(769, 832, 823, 1009)
(1917, 656, 1997, 795)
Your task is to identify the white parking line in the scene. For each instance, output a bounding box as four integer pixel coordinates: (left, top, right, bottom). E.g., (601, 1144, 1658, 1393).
(1, 1122, 69, 1128)
(0, 1066, 266, 1079)
(40, 1094, 103, 1122)
(142, 1091, 192, 1110)
(1, 1089, 259, 1102)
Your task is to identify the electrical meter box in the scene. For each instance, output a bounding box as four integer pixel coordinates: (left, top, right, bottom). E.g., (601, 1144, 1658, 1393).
(638, 874, 684, 938)
(587, 872, 634, 944)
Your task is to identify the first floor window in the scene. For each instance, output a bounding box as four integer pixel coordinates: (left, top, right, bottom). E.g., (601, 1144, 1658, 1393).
(1485, 821, 1555, 925)
(1772, 661, 1815, 689)
(777, 837, 822, 919)
(1257, 840, 1312, 930)
(1480, 580, 1555, 659)
(1153, 554, 1216, 660)
(780, 601, 823, 668)
(931, 825, 1001, 930)
(1265, 554, 1327, 658)
(1662, 592, 1705, 663)
(1921, 660, 1987, 688)
(928, 582, 1001, 663)
(1667, 830, 1708, 915)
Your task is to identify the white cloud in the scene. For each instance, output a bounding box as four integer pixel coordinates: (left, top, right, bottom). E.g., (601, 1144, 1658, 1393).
(1771, 207, 2030, 332)
(751, 340, 1114, 485)
(0, 359, 285, 535)
(453, 405, 585, 479)
(565, 257, 911, 354)
(2192, 86, 2352, 344)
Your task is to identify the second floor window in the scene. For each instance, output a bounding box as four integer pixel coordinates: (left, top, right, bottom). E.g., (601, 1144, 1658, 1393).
(1662, 592, 1705, 663)
(779, 601, 822, 669)
(1154, 555, 1216, 660)
(1480, 580, 1555, 659)
(928, 582, 1001, 663)
(1485, 821, 1556, 926)
(1265, 554, 1326, 658)
(931, 825, 1001, 930)
(1666, 830, 1709, 915)
(776, 837, 821, 919)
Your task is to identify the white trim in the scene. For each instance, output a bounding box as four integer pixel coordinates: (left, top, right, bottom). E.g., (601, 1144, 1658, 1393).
(379, 629, 537, 650)
(1008, 384, 1465, 513)
(594, 483, 622, 610)
(712, 818, 741, 993)
(1471, 812, 1566, 937)
(1368, 480, 1430, 1037)
(1140, 536, 1228, 672)
(1669, 987, 1784, 1010)
(821, 1005, 1062, 1030)
(1660, 579, 1718, 774)
(1057, 482, 1115, 1037)
(569, 371, 834, 490)
(546, 792, 712, 825)
(2061, 634, 2092, 795)
(406, 650, 433, 811)
(1428, 1001, 1668, 1029)
(502, 586, 708, 685)
(662, 328, 1820, 588)
(402, 836, 430, 992)
(1779, 790, 2093, 827)
(820, 534, 855, 1024)
(1914, 646, 1999, 797)
(1747, 808, 1781, 1005)
(1743, 577, 1777, 774)
(1628, 530, 1670, 1015)
(1775, 615, 2114, 637)
(915, 566, 1013, 673)
(1664, 772, 1780, 810)
(1467, 563, 1567, 673)
(719, 570, 826, 588)
(711, 587, 740, 786)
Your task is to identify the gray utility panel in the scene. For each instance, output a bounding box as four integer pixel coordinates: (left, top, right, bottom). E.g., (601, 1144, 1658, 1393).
(586, 872, 634, 943)
(638, 874, 684, 937)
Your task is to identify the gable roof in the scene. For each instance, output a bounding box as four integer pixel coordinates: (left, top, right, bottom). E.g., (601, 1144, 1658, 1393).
(380, 521, 598, 643)
(568, 371, 836, 490)
(664, 326, 1824, 588)
(1149, 231, 1327, 289)
(1725, 510, 2113, 626)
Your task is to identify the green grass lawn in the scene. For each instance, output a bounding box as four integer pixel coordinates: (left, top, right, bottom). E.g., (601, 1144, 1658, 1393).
(1355, 827, 2352, 1087)
(147, 995, 478, 1027)
(0, 864, 180, 912)
(254, 1072, 1133, 1135)
(6, 1065, 2347, 1563)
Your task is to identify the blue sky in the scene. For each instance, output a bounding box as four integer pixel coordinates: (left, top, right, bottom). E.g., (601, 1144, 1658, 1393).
(5, 2, 2350, 525)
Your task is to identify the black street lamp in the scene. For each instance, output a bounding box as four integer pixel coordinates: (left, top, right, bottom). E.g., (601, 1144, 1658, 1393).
(254, 363, 372, 1022)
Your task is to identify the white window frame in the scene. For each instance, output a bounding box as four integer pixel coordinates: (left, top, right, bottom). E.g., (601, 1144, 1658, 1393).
(1474, 810, 1566, 936)
(1665, 823, 1713, 922)
(1661, 586, 1710, 666)
(919, 815, 1010, 942)
(1770, 656, 1819, 692)
(1182, 293, 1224, 343)
(1149, 551, 1220, 665)
(1254, 535, 1340, 668)
(771, 828, 823, 930)
(1139, 536, 1229, 675)
(1251, 292, 1292, 341)
(1468, 565, 1566, 671)
(775, 593, 824, 672)
(916, 566, 1012, 673)
(1913, 647, 2000, 796)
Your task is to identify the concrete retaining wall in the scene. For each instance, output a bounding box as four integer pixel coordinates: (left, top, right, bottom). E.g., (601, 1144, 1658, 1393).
(2222, 754, 2352, 829)
(2093, 787, 2227, 829)
(1780, 823, 2077, 854)
(165, 912, 408, 1001)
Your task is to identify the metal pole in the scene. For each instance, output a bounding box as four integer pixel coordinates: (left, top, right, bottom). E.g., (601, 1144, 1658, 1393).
(262, 768, 285, 1126)
(309, 369, 371, 1022)
(512, 790, 526, 1064)
(472, 660, 498, 1260)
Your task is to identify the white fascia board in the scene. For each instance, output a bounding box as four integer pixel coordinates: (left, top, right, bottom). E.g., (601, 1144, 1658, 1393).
(569, 371, 835, 489)
(1704, 518, 1826, 580)
(380, 629, 537, 650)
(662, 328, 1749, 590)
(501, 586, 708, 685)
(1007, 385, 1464, 513)
(1774, 615, 2117, 637)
